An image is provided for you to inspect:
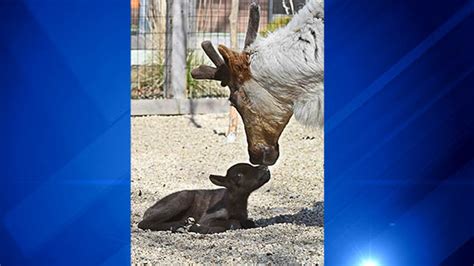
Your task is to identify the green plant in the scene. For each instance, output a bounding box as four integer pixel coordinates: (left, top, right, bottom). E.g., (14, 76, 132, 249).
(131, 63, 165, 99)
(260, 16, 292, 37)
(131, 51, 228, 99)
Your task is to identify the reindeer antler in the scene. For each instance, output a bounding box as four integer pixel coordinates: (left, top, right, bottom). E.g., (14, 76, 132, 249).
(191, 41, 231, 86)
(244, 2, 260, 49)
(191, 1, 260, 88)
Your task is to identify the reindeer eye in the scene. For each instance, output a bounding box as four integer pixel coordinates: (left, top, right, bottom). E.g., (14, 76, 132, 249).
(234, 173, 244, 185)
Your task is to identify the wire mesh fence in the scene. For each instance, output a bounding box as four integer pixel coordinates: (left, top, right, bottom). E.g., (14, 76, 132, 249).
(131, 0, 302, 99)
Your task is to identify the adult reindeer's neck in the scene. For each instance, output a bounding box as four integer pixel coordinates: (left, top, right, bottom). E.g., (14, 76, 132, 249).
(240, 79, 294, 117)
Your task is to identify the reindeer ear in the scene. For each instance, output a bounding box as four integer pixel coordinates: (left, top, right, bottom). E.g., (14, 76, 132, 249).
(217, 45, 235, 66)
(209, 174, 227, 187)
(217, 45, 252, 84)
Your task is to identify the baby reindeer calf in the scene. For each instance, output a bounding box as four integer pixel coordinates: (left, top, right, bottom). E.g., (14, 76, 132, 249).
(138, 163, 270, 234)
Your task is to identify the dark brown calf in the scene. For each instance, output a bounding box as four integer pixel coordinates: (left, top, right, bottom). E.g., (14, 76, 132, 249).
(137, 163, 270, 234)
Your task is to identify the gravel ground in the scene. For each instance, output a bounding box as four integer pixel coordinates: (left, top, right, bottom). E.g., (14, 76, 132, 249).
(132, 113, 324, 265)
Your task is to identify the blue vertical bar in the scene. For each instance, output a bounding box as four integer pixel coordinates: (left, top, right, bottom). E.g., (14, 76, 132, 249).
(325, 0, 474, 265)
(0, 0, 130, 265)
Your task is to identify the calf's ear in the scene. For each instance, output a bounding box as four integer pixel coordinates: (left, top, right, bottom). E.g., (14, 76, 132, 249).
(209, 175, 227, 187)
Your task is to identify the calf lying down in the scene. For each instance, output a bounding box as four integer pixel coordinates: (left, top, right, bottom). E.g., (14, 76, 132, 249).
(138, 163, 270, 234)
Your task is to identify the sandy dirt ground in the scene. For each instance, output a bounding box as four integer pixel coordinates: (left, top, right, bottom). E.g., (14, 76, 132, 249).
(132, 113, 324, 265)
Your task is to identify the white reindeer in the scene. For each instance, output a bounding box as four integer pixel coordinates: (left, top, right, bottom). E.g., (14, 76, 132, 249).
(192, 0, 324, 165)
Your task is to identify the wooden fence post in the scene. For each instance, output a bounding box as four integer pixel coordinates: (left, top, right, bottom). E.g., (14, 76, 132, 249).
(164, 0, 187, 99)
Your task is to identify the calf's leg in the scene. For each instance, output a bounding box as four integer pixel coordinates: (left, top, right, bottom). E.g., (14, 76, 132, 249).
(188, 224, 227, 234)
(188, 219, 242, 234)
(139, 221, 186, 231)
(138, 191, 193, 231)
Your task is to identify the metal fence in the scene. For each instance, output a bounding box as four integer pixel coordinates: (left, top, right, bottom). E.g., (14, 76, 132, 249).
(131, 0, 302, 99)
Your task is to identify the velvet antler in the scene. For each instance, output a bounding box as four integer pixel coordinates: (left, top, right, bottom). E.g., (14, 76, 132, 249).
(191, 1, 260, 88)
(191, 41, 231, 86)
(244, 2, 260, 49)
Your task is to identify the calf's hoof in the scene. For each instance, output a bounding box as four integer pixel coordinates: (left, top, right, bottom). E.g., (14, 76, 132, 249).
(241, 219, 257, 229)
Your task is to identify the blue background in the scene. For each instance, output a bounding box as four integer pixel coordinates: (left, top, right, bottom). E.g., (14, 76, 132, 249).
(326, 0, 474, 265)
(0, 0, 130, 265)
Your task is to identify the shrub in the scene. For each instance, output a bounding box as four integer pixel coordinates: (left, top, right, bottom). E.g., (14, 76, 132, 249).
(260, 16, 291, 37)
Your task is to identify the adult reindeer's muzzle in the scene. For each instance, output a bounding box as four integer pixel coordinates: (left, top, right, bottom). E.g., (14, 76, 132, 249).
(242, 109, 292, 165)
(249, 144, 279, 166)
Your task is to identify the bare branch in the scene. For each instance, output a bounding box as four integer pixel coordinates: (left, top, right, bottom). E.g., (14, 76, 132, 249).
(244, 2, 260, 49)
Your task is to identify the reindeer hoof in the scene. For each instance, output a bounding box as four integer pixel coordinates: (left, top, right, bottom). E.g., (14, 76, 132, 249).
(186, 217, 196, 225)
(226, 132, 236, 143)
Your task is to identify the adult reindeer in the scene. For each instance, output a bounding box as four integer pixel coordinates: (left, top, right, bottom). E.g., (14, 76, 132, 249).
(192, 0, 324, 165)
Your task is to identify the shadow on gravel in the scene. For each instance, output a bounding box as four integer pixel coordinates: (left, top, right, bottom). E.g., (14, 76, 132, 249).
(188, 100, 202, 128)
(255, 201, 324, 227)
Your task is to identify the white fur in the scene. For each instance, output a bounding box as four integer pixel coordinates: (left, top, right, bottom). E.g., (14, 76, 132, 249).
(245, 0, 324, 127)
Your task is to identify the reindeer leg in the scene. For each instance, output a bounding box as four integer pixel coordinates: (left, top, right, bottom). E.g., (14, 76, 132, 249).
(189, 219, 242, 234)
(138, 191, 194, 231)
(226, 106, 239, 143)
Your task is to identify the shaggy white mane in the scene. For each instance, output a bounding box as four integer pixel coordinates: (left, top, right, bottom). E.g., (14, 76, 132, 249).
(245, 0, 324, 127)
